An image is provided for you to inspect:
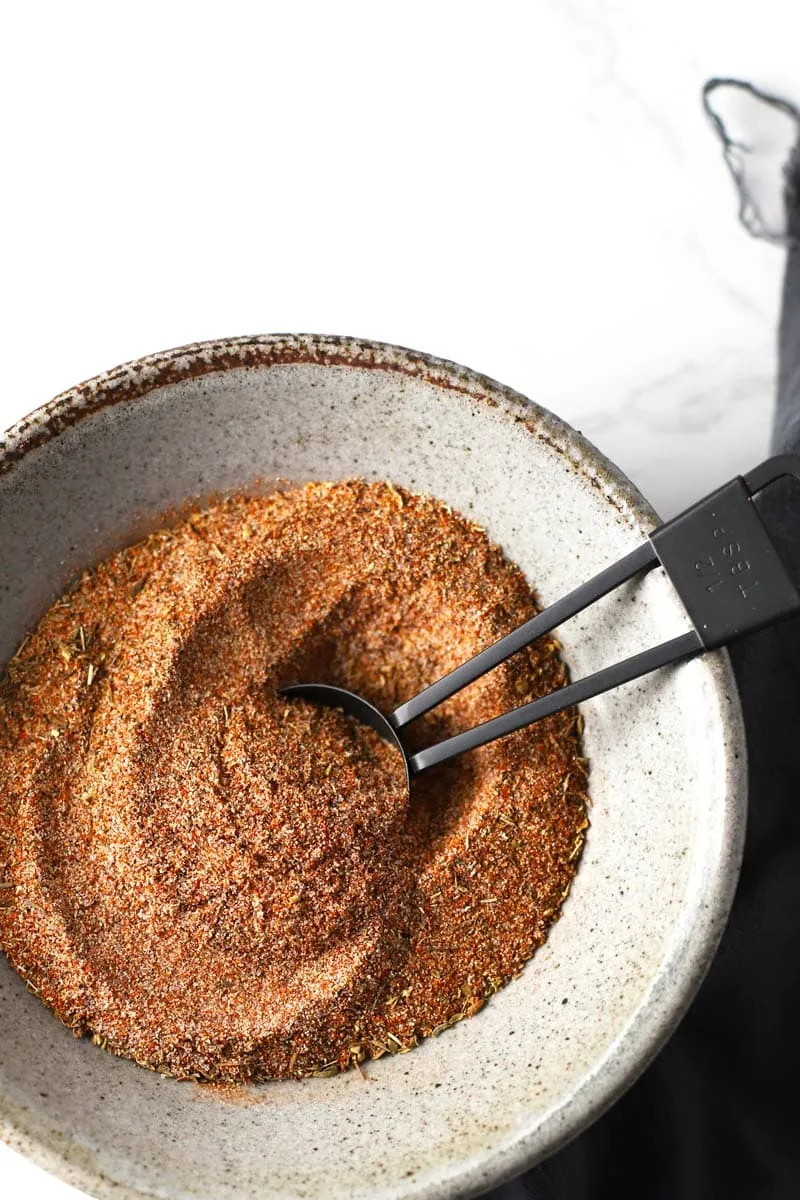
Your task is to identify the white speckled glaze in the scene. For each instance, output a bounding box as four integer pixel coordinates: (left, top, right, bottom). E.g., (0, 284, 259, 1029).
(0, 335, 745, 1199)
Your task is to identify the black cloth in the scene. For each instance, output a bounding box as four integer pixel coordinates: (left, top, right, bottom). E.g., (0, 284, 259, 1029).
(488, 127, 800, 1200)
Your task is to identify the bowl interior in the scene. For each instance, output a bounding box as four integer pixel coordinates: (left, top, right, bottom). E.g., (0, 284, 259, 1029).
(0, 338, 745, 1200)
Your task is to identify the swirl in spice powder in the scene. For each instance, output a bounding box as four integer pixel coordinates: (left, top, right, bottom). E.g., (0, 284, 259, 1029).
(0, 481, 589, 1081)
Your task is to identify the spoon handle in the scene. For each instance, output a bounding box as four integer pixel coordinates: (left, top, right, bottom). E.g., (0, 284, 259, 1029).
(392, 455, 800, 741)
(404, 455, 800, 775)
(389, 541, 659, 730)
(408, 630, 702, 775)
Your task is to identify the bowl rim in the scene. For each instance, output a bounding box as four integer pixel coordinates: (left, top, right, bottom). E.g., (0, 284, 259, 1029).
(0, 332, 747, 1200)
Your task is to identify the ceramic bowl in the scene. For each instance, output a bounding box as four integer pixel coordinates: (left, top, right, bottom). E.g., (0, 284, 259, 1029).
(0, 335, 745, 1200)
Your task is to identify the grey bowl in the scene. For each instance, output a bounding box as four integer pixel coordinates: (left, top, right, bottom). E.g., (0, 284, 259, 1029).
(0, 334, 746, 1200)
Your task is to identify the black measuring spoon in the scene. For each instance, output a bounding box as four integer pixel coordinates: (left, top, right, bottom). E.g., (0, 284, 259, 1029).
(282, 456, 800, 790)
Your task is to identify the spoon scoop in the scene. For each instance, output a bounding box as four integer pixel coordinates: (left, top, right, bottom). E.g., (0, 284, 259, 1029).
(283, 456, 800, 786)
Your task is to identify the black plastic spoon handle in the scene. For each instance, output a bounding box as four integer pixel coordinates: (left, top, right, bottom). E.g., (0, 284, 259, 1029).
(407, 629, 703, 775)
(283, 456, 800, 778)
(389, 540, 659, 730)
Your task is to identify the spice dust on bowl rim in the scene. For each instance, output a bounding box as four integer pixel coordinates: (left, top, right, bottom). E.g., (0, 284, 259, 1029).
(0, 334, 746, 1200)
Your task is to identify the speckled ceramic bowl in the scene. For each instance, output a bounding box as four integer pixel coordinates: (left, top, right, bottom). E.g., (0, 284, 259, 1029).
(0, 335, 745, 1200)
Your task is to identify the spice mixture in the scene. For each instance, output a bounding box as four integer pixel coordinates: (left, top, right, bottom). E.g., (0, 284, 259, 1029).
(0, 480, 589, 1082)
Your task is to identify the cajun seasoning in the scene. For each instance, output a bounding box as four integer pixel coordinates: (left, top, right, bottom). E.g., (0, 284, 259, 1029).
(0, 481, 589, 1082)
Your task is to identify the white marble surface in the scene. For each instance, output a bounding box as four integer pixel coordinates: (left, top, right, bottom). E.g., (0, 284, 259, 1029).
(1, 1, 799, 1197)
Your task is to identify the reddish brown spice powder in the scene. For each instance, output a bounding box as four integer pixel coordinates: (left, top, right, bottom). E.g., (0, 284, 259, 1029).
(0, 480, 589, 1082)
